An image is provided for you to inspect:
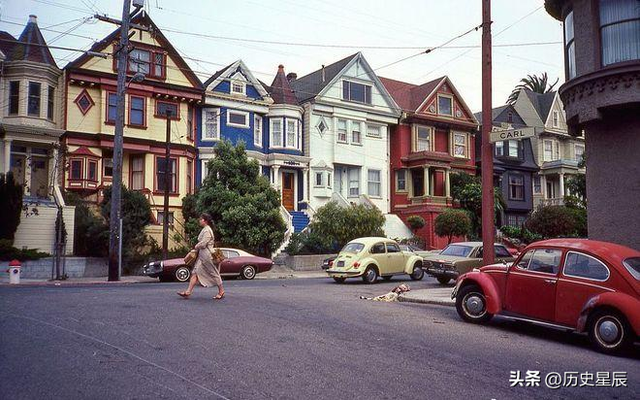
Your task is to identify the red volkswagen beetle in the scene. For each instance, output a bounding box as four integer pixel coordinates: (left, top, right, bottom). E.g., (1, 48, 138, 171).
(452, 239, 640, 354)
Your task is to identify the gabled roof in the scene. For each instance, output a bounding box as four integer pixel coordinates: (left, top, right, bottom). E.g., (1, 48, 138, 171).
(474, 104, 526, 126)
(290, 53, 358, 103)
(203, 59, 270, 98)
(5, 15, 56, 66)
(268, 65, 298, 105)
(202, 61, 235, 88)
(379, 76, 443, 111)
(65, 10, 202, 89)
(522, 89, 556, 121)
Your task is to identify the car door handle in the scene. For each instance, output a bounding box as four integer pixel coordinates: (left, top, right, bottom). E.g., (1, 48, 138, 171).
(544, 279, 556, 284)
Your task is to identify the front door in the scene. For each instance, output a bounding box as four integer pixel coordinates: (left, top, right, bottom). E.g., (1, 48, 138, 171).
(30, 158, 49, 198)
(411, 168, 424, 197)
(504, 248, 564, 322)
(282, 171, 295, 211)
(9, 154, 26, 188)
(334, 166, 345, 197)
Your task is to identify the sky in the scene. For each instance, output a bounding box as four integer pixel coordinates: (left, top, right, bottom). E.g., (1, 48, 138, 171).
(0, 0, 565, 111)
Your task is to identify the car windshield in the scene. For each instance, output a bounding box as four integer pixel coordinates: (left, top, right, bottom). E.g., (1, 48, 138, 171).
(623, 257, 640, 280)
(440, 245, 473, 257)
(341, 243, 365, 254)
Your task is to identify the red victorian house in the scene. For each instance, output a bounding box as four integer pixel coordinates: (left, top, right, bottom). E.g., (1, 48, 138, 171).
(380, 76, 478, 249)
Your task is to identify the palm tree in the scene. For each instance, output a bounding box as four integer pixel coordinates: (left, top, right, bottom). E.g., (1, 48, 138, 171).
(507, 73, 559, 104)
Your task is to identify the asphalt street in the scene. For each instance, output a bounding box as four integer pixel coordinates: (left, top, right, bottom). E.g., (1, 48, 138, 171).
(1, 276, 638, 400)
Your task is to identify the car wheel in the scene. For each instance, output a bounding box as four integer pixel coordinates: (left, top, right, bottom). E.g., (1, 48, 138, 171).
(410, 264, 424, 281)
(437, 276, 451, 285)
(333, 277, 346, 284)
(455, 285, 493, 324)
(174, 267, 191, 282)
(382, 276, 393, 281)
(241, 265, 257, 280)
(588, 309, 633, 355)
(158, 275, 171, 283)
(362, 266, 378, 284)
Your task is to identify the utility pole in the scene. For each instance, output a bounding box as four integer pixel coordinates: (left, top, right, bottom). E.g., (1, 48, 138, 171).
(107, 0, 133, 281)
(481, 0, 495, 266)
(162, 110, 172, 260)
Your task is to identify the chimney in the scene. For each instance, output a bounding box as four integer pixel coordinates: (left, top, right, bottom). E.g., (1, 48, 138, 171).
(286, 72, 297, 82)
(321, 65, 325, 83)
(29, 15, 38, 24)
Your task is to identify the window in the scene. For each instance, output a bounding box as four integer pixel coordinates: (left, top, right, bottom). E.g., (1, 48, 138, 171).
(187, 104, 194, 141)
(156, 157, 177, 193)
(508, 140, 519, 158)
(440, 245, 473, 257)
(9, 81, 19, 115)
(348, 167, 360, 197)
(120, 47, 165, 79)
(88, 160, 98, 181)
(533, 175, 542, 194)
(103, 158, 113, 178)
(129, 48, 150, 75)
(327, 172, 332, 188)
(600, 0, 640, 66)
(186, 159, 193, 194)
(337, 119, 348, 142)
(415, 126, 432, 152)
(70, 159, 83, 180)
(623, 257, 640, 280)
(552, 111, 559, 127)
(107, 92, 117, 123)
(351, 121, 362, 144)
(157, 211, 174, 226)
(574, 144, 585, 161)
(153, 53, 165, 77)
(563, 251, 610, 281)
(317, 118, 328, 134)
(130, 155, 144, 190)
(286, 120, 297, 148)
(507, 112, 513, 123)
(507, 214, 519, 227)
(47, 86, 55, 120)
(367, 124, 381, 138)
(370, 243, 386, 254)
(156, 101, 179, 119)
(254, 115, 262, 146)
(437, 95, 452, 116)
(508, 174, 524, 200)
(315, 172, 324, 187)
(496, 141, 504, 157)
(565, 10, 576, 79)
(396, 170, 407, 192)
(543, 140, 557, 161)
(129, 96, 145, 126)
(386, 243, 401, 253)
(342, 81, 372, 104)
(227, 110, 249, 128)
(517, 248, 563, 274)
(204, 109, 220, 140)
(28, 82, 41, 116)
(368, 169, 381, 197)
(271, 119, 283, 147)
(223, 250, 240, 259)
(495, 246, 512, 258)
(231, 80, 245, 95)
(453, 132, 467, 158)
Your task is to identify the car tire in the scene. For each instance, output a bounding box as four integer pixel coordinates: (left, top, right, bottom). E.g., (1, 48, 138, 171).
(241, 265, 257, 280)
(410, 264, 424, 281)
(455, 285, 493, 324)
(158, 275, 172, 283)
(382, 276, 393, 281)
(362, 266, 378, 284)
(333, 277, 346, 284)
(174, 266, 191, 282)
(588, 309, 634, 355)
(437, 276, 451, 285)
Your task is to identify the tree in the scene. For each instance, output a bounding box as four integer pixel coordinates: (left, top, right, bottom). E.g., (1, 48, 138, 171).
(192, 140, 286, 255)
(450, 171, 479, 202)
(507, 72, 559, 104)
(525, 205, 577, 239)
(0, 172, 24, 243)
(310, 201, 385, 250)
(406, 215, 426, 233)
(457, 182, 505, 238)
(565, 155, 586, 209)
(434, 209, 471, 244)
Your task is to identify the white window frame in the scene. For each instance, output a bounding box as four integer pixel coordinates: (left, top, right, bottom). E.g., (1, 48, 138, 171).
(452, 132, 469, 158)
(552, 110, 559, 128)
(351, 121, 362, 145)
(286, 119, 298, 149)
(230, 76, 246, 96)
(508, 140, 519, 158)
(314, 171, 324, 187)
(227, 110, 250, 128)
(414, 125, 433, 152)
(395, 169, 407, 192)
(543, 139, 557, 161)
(348, 167, 360, 198)
(366, 124, 382, 138)
(254, 114, 262, 146)
(337, 119, 348, 143)
(496, 141, 504, 157)
(574, 144, 585, 162)
(437, 94, 453, 116)
(367, 169, 381, 197)
(533, 175, 542, 194)
(270, 118, 284, 148)
(562, 251, 611, 282)
(203, 109, 220, 141)
(201, 160, 210, 184)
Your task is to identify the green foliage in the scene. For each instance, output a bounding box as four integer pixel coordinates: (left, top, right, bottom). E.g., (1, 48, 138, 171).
(0, 172, 24, 243)
(284, 231, 334, 255)
(525, 205, 585, 239)
(499, 225, 542, 244)
(72, 202, 109, 257)
(565, 175, 586, 209)
(450, 171, 479, 201)
(457, 182, 504, 238)
(568, 207, 588, 238)
(190, 140, 285, 255)
(0, 239, 49, 261)
(181, 194, 200, 247)
(406, 215, 426, 232)
(434, 209, 472, 244)
(507, 72, 559, 104)
(55, 209, 68, 245)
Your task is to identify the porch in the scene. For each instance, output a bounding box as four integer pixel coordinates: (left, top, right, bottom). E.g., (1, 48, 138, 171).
(406, 165, 452, 205)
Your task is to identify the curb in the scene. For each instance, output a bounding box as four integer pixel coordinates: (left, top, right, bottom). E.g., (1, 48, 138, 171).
(0, 279, 158, 287)
(398, 295, 455, 307)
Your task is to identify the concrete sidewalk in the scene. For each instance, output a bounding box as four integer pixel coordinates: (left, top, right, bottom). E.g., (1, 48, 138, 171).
(398, 287, 455, 307)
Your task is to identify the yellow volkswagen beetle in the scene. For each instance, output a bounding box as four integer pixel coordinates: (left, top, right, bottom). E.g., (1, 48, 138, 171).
(326, 237, 425, 284)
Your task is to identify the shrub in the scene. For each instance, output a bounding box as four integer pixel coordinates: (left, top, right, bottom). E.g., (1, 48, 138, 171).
(525, 205, 578, 239)
(434, 209, 471, 244)
(0, 172, 24, 243)
(0, 239, 49, 261)
(406, 215, 426, 232)
(499, 225, 542, 245)
(450, 171, 479, 201)
(284, 231, 334, 255)
(310, 202, 385, 249)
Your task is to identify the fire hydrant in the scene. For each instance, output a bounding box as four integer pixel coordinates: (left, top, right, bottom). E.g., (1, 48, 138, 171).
(8, 260, 21, 284)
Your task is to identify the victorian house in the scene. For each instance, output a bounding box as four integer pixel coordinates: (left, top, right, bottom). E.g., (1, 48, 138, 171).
(62, 10, 202, 248)
(381, 76, 478, 249)
(0, 15, 75, 254)
(474, 104, 538, 228)
(512, 89, 585, 208)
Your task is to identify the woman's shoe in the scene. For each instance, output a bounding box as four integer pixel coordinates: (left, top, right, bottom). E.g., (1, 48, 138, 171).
(213, 292, 225, 300)
(177, 291, 191, 298)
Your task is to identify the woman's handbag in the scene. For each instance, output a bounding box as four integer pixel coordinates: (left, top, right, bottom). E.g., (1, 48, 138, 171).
(183, 250, 198, 267)
(210, 248, 225, 264)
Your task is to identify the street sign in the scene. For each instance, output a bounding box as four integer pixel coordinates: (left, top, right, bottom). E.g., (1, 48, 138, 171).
(489, 127, 535, 143)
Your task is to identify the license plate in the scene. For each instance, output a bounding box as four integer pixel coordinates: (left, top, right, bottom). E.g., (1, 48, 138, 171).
(337, 261, 345, 268)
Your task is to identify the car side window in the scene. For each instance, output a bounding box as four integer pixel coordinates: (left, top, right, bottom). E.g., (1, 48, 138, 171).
(516, 250, 533, 269)
(495, 246, 512, 258)
(526, 249, 563, 274)
(371, 243, 386, 254)
(386, 243, 401, 253)
(563, 251, 610, 281)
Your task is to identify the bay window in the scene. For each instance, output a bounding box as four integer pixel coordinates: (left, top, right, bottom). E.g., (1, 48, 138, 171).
(70, 159, 83, 180)
(271, 119, 283, 147)
(254, 115, 262, 146)
(508, 174, 525, 201)
(47, 86, 55, 120)
(9, 81, 19, 115)
(600, 0, 640, 66)
(28, 82, 41, 116)
(415, 125, 432, 152)
(286, 119, 297, 148)
(453, 132, 468, 158)
(565, 10, 576, 79)
(508, 140, 519, 158)
(575, 144, 585, 161)
(396, 170, 407, 192)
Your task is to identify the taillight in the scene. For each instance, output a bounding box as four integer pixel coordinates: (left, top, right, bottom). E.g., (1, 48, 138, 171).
(329, 260, 334, 266)
(353, 262, 360, 268)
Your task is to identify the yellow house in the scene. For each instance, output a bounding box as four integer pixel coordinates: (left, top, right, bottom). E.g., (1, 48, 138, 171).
(62, 10, 203, 249)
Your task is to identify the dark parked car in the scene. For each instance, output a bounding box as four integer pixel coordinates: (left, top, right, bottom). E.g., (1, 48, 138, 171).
(321, 256, 337, 270)
(143, 248, 273, 282)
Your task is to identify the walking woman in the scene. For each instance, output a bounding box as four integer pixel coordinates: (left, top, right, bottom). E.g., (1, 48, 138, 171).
(178, 213, 225, 300)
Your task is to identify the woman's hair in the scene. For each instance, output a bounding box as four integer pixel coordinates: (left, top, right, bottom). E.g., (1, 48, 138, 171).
(200, 213, 214, 227)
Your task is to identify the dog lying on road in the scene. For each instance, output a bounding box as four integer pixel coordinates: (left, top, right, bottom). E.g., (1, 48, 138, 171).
(359, 284, 410, 302)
